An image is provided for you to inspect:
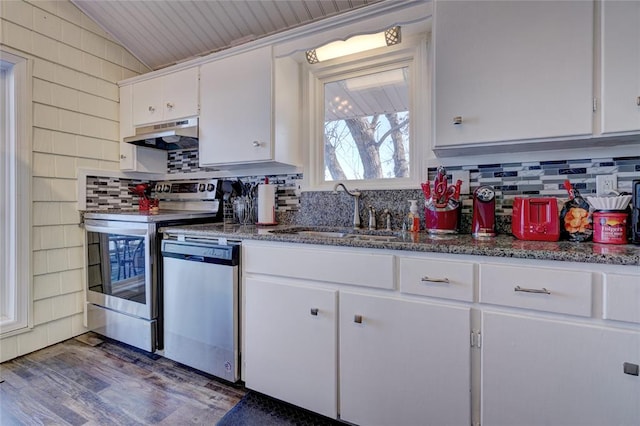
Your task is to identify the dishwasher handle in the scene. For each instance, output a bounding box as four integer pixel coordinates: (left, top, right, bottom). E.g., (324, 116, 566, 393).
(162, 251, 238, 266)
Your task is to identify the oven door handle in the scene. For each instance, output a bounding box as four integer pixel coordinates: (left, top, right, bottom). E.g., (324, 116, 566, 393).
(85, 223, 149, 236)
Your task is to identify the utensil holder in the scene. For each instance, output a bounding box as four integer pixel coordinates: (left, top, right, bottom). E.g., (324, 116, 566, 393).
(425, 205, 460, 234)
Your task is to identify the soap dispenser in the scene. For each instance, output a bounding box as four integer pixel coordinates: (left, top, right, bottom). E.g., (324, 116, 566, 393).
(407, 200, 420, 232)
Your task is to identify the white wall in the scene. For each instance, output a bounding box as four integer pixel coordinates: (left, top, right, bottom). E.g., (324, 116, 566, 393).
(0, 0, 149, 362)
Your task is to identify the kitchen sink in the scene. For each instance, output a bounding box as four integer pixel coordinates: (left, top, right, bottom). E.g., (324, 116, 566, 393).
(269, 228, 401, 242)
(295, 231, 348, 238)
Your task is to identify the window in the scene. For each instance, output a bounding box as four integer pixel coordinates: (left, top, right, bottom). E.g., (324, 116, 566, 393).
(306, 35, 428, 190)
(324, 67, 410, 181)
(1, 49, 31, 336)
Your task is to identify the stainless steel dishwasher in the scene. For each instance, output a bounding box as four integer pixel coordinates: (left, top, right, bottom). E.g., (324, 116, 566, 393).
(161, 238, 240, 382)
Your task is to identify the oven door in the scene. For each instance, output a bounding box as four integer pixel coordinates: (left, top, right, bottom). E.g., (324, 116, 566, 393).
(85, 219, 155, 320)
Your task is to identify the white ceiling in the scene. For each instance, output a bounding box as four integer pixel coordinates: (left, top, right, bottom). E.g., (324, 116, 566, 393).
(71, 0, 385, 71)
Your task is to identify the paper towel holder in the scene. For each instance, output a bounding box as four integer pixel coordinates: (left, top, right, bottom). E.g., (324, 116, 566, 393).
(257, 177, 278, 225)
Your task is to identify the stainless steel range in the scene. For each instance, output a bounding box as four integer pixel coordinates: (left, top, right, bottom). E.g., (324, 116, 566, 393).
(83, 178, 222, 352)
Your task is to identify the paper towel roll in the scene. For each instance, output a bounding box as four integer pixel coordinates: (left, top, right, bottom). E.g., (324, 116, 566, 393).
(257, 183, 276, 224)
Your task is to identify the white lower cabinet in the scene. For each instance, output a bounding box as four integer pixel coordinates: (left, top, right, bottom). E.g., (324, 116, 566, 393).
(243, 242, 473, 424)
(244, 276, 338, 418)
(481, 311, 640, 426)
(243, 241, 639, 425)
(339, 291, 471, 426)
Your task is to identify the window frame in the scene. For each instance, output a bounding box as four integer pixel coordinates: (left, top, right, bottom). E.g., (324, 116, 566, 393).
(1, 48, 33, 336)
(304, 34, 429, 191)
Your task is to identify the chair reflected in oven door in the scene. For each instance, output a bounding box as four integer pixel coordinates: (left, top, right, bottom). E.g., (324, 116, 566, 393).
(85, 220, 155, 320)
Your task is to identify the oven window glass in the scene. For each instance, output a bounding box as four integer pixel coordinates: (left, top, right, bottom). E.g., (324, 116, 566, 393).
(87, 231, 147, 304)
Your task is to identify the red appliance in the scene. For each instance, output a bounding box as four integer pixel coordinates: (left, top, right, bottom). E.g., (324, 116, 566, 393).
(632, 179, 640, 245)
(472, 186, 496, 238)
(512, 197, 560, 241)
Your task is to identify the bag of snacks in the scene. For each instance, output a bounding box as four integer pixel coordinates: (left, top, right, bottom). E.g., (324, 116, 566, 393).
(560, 180, 592, 242)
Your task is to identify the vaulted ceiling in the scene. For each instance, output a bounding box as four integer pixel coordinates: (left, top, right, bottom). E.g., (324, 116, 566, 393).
(71, 0, 385, 71)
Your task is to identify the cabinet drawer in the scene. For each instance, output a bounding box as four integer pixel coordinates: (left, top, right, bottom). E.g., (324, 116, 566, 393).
(479, 264, 592, 317)
(604, 273, 640, 324)
(399, 257, 475, 302)
(244, 243, 394, 290)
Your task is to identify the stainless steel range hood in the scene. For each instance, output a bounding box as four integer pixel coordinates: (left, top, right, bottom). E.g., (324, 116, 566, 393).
(124, 117, 198, 150)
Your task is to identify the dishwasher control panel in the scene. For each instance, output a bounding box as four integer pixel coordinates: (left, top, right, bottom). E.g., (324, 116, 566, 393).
(161, 240, 239, 265)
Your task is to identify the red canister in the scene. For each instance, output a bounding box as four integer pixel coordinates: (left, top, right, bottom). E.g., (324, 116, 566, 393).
(593, 210, 628, 244)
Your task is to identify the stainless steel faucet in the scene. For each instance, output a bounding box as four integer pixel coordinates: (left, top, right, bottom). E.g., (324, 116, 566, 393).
(383, 209, 392, 231)
(333, 183, 361, 229)
(368, 206, 377, 230)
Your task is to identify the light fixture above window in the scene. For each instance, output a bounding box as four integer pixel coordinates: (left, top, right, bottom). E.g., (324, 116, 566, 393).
(305, 26, 402, 64)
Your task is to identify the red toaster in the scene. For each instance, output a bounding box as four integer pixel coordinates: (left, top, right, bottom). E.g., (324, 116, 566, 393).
(512, 197, 560, 241)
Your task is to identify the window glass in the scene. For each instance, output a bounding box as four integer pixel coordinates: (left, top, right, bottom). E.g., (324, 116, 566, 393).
(1, 52, 30, 336)
(323, 67, 410, 181)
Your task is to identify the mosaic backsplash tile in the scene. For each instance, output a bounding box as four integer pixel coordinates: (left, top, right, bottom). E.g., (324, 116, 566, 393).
(88, 149, 639, 233)
(168, 149, 217, 174)
(85, 176, 151, 210)
(291, 155, 640, 232)
(433, 156, 640, 215)
(84, 172, 302, 215)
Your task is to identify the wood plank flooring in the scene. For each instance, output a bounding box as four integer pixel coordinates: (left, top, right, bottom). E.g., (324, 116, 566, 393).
(0, 333, 246, 425)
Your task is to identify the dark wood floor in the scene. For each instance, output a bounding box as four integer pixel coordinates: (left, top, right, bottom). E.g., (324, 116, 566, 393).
(0, 333, 246, 425)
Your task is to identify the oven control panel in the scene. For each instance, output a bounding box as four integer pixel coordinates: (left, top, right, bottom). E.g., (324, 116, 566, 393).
(154, 179, 219, 200)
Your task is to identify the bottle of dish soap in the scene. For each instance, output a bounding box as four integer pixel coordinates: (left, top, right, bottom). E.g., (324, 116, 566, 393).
(407, 200, 420, 232)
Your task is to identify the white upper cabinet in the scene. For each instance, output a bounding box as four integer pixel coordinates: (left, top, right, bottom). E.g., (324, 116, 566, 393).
(119, 85, 166, 172)
(132, 67, 199, 126)
(198, 45, 301, 167)
(433, 0, 594, 149)
(600, 0, 640, 134)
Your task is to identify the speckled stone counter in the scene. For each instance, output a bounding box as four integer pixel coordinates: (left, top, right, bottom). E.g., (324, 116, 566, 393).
(160, 223, 640, 266)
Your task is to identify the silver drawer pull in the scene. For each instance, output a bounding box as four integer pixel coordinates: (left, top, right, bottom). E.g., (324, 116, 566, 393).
(421, 276, 450, 284)
(310, 308, 318, 316)
(514, 285, 551, 295)
(354, 314, 363, 324)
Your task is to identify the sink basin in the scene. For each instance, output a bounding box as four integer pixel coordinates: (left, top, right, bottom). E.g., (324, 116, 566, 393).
(269, 228, 400, 242)
(344, 234, 400, 242)
(296, 231, 348, 238)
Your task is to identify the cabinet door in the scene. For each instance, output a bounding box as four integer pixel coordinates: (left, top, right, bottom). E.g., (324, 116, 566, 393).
(434, 0, 593, 147)
(244, 277, 338, 418)
(119, 85, 166, 172)
(199, 46, 273, 166)
(340, 292, 471, 426)
(132, 77, 164, 126)
(482, 311, 640, 426)
(601, 0, 640, 134)
(162, 67, 199, 122)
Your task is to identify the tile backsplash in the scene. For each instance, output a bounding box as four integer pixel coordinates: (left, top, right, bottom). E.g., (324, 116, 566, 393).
(438, 156, 640, 214)
(85, 176, 150, 210)
(86, 150, 639, 233)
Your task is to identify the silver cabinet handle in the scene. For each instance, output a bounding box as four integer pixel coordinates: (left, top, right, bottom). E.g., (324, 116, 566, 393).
(120, 154, 126, 159)
(148, 106, 155, 113)
(252, 140, 260, 147)
(421, 276, 450, 284)
(453, 116, 463, 125)
(514, 285, 551, 295)
(310, 308, 318, 316)
(354, 314, 363, 324)
(637, 96, 640, 106)
(166, 102, 174, 109)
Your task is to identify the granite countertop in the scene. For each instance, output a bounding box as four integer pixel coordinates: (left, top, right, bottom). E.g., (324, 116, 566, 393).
(160, 223, 640, 266)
